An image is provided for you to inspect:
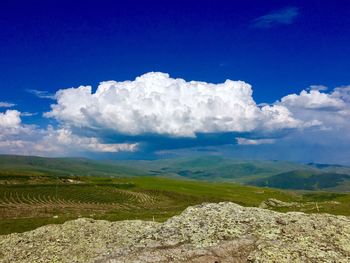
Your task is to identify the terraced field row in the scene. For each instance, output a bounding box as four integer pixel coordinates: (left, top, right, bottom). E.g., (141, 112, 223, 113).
(0, 184, 162, 219)
(0, 191, 128, 209)
(113, 188, 156, 205)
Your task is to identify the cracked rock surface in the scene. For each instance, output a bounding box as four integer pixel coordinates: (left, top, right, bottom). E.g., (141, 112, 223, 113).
(1, 202, 350, 262)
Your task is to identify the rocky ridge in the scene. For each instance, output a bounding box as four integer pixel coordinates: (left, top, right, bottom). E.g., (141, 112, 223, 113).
(1, 202, 350, 262)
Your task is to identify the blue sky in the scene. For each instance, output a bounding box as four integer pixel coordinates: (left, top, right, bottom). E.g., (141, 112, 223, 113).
(0, 0, 350, 163)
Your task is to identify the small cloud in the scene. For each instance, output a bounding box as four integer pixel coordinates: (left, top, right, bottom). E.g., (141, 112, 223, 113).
(20, 112, 38, 117)
(252, 7, 299, 28)
(27, 89, 56, 99)
(236, 137, 276, 145)
(308, 85, 328, 91)
(0, 101, 16, 108)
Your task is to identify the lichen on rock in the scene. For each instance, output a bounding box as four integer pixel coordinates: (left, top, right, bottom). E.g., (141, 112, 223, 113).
(1, 202, 350, 262)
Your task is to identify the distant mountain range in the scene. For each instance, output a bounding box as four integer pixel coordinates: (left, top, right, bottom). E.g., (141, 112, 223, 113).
(118, 157, 350, 191)
(1, 154, 350, 192)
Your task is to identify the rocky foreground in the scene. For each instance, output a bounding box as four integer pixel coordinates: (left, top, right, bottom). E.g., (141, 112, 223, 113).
(1, 202, 350, 263)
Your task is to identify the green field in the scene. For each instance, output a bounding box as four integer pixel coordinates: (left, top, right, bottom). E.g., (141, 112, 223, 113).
(2, 168, 350, 235)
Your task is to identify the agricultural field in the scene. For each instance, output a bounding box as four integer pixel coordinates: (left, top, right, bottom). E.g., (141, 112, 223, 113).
(2, 169, 350, 235)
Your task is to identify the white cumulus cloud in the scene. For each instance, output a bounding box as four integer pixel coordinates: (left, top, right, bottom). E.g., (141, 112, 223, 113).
(0, 110, 21, 129)
(280, 90, 346, 111)
(332, 85, 350, 103)
(45, 72, 305, 138)
(278, 86, 350, 133)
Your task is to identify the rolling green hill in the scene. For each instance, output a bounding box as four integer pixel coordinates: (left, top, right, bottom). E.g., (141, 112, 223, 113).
(114, 157, 350, 191)
(307, 162, 350, 175)
(2, 155, 350, 191)
(116, 156, 315, 183)
(250, 170, 350, 190)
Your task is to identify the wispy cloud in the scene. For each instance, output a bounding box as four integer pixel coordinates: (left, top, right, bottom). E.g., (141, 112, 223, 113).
(308, 85, 328, 91)
(236, 137, 276, 145)
(20, 112, 37, 117)
(27, 89, 56, 99)
(252, 7, 299, 28)
(0, 101, 16, 108)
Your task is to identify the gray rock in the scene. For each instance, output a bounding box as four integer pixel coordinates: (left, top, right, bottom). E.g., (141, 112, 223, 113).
(1, 202, 350, 262)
